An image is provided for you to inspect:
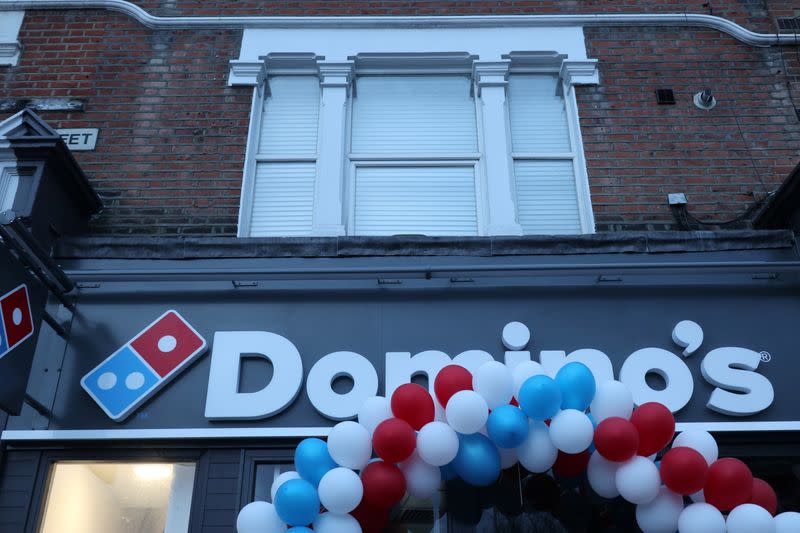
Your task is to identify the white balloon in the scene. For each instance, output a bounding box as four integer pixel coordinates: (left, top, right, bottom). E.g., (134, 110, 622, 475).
(327, 421, 372, 470)
(590, 380, 634, 422)
(615, 456, 661, 505)
(549, 409, 594, 454)
(689, 490, 705, 503)
(236, 501, 286, 533)
(445, 390, 489, 434)
(473, 361, 514, 409)
(401, 452, 442, 499)
(417, 421, 459, 467)
(672, 430, 719, 466)
(678, 503, 726, 533)
(587, 452, 620, 499)
(517, 420, 558, 473)
(636, 486, 684, 533)
(776, 512, 800, 533)
(313, 512, 362, 533)
(270, 471, 301, 502)
(512, 360, 546, 399)
(357, 396, 392, 435)
(727, 503, 776, 533)
(318, 467, 363, 514)
(498, 446, 518, 469)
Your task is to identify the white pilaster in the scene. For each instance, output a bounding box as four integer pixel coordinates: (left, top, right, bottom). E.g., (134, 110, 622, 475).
(473, 61, 523, 236)
(312, 61, 354, 236)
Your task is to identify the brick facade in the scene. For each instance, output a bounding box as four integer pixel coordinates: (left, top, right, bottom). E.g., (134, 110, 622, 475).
(1, 2, 799, 235)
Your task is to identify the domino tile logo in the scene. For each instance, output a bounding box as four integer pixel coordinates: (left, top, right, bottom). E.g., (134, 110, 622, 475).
(0, 284, 35, 360)
(81, 310, 207, 422)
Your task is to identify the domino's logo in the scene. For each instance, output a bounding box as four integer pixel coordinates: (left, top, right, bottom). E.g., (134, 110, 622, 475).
(0, 284, 35, 360)
(81, 310, 207, 421)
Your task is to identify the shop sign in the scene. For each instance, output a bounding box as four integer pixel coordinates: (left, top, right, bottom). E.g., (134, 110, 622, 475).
(0, 245, 47, 415)
(80, 312, 773, 425)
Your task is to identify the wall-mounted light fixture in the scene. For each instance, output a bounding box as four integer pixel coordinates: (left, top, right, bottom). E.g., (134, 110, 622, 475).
(693, 88, 717, 110)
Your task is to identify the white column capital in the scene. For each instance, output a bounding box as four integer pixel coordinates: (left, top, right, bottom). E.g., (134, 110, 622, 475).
(472, 60, 511, 95)
(559, 59, 600, 86)
(318, 61, 355, 91)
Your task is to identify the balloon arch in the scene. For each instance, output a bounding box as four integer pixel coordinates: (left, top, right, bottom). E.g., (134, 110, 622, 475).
(237, 361, 799, 533)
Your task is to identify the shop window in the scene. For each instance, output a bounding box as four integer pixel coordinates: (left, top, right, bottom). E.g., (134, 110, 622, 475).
(38, 462, 196, 533)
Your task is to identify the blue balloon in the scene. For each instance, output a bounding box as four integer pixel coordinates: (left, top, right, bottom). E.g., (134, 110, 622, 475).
(555, 362, 596, 411)
(288, 529, 314, 532)
(294, 438, 336, 486)
(440, 461, 458, 481)
(274, 479, 320, 527)
(518, 374, 562, 421)
(453, 433, 501, 487)
(487, 405, 529, 448)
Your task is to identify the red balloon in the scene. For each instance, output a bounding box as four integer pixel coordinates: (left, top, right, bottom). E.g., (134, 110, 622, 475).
(372, 418, 416, 463)
(659, 447, 708, 495)
(391, 383, 435, 430)
(553, 449, 591, 478)
(509, 397, 519, 407)
(351, 500, 390, 533)
(704, 458, 753, 511)
(434, 365, 473, 407)
(750, 478, 777, 516)
(361, 461, 407, 509)
(593, 417, 640, 462)
(630, 402, 675, 456)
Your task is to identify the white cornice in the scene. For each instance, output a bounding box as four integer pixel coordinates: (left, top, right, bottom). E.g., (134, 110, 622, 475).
(560, 59, 600, 86)
(1, 1, 800, 47)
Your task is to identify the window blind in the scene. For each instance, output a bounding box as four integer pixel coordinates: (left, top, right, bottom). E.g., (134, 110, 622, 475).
(351, 76, 479, 236)
(508, 75, 582, 234)
(248, 76, 320, 237)
(513, 160, 582, 234)
(351, 76, 478, 155)
(354, 166, 478, 236)
(508, 75, 571, 154)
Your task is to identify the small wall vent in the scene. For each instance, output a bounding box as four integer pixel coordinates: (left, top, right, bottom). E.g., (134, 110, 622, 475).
(655, 89, 676, 105)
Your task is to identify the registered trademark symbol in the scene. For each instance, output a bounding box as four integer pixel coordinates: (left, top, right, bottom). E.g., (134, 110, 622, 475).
(760, 351, 771, 363)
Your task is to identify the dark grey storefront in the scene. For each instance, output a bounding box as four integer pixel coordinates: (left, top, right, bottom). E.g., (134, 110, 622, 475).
(1, 232, 800, 532)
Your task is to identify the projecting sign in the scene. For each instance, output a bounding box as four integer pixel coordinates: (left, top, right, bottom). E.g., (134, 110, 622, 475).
(57, 128, 98, 151)
(0, 244, 47, 415)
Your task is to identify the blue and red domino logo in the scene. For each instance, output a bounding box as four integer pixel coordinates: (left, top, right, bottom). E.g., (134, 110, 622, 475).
(81, 310, 207, 421)
(0, 284, 35, 360)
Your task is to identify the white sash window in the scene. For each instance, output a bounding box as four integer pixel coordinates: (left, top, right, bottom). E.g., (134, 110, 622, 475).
(350, 76, 480, 236)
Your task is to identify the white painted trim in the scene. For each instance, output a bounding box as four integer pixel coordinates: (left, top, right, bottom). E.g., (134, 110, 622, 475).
(0, 10, 23, 67)
(2, 2, 798, 47)
(560, 59, 600, 86)
(3, 421, 800, 442)
(562, 80, 597, 234)
(235, 87, 264, 237)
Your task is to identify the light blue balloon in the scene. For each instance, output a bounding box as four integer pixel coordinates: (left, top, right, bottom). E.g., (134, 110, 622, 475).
(288, 529, 314, 532)
(487, 405, 529, 448)
(295, 438, 336, 486)
(555, 362, 596, 411)
(453, 433, 501, 487)
(518, 374, 562, 421)
(274, 478, 320, 527)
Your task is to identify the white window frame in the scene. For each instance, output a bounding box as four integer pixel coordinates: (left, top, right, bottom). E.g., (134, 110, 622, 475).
(232, 25, 599, 237)
(507, 56, 596, 234)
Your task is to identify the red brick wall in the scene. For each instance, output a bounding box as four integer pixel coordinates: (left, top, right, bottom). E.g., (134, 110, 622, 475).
(1, 2, 799, 235)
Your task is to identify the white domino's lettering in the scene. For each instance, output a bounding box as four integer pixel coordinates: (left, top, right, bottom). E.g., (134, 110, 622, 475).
(204, 319, 775, 422)
(0, 284, 35, 360)
(81, 310, 207, 422)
